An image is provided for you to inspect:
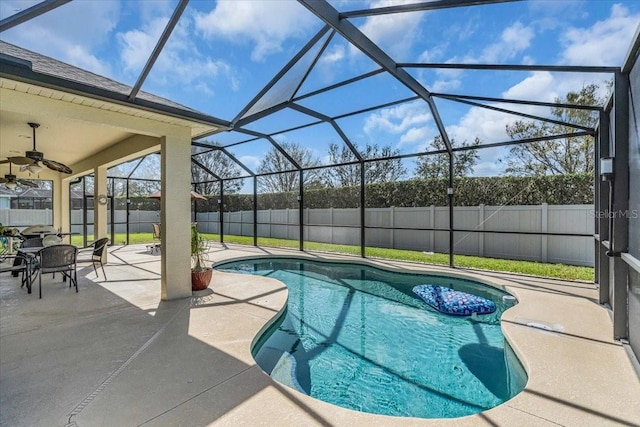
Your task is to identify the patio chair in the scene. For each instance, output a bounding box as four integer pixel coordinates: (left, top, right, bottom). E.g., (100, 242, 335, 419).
(34, 244, 78, 299)
(148, 223, 161, 254)
(0, 253, 32, 293)
(77, 237, 109, 280)
(9, 237, 42, 277)
(21, 237, 43, 248)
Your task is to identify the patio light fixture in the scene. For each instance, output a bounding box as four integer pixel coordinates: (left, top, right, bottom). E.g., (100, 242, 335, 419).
(26, 163, 43, 174)
(600, 157, 614, 181)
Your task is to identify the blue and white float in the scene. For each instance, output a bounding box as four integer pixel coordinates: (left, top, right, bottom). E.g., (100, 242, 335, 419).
(412, 284, 496, 316)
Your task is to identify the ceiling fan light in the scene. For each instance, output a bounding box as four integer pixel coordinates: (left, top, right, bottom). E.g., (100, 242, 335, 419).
(28, 163, 43, 174)
(5, 181, 17, 190)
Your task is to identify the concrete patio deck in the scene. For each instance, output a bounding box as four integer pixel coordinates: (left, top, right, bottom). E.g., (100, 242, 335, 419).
(1, 243, 639, 427)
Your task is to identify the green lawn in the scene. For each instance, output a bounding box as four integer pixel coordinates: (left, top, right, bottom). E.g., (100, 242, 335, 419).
(194, 233, 594, 281)
(83, 232, 593, 281)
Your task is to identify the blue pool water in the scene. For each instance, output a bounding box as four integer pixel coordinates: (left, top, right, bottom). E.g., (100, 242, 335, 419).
(216, 258, 527, 419)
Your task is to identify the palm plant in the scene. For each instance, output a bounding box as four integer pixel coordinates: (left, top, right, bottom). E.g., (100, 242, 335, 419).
(191, 224, 209, 272)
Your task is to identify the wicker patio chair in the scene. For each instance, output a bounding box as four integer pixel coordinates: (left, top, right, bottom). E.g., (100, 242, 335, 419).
(0, 253, 32, 293)
(77, 237, 109, 280)
(35, 244, 78, 299)
(148, 223, 161, 253)
(21, 237, 43, 248)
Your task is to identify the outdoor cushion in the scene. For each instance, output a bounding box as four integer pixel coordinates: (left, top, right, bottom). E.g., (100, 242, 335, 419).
(412, 284, 496, 316)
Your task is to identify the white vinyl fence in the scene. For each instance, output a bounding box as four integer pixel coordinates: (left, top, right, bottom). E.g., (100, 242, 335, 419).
(1, 204, 594, 266)
(196, 204, 594, 266)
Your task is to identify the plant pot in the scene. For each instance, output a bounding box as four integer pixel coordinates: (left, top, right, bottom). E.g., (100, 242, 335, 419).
(191, 268, 213, 291)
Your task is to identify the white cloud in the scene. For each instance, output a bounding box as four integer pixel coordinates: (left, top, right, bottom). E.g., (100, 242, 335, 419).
(427, 78, 462, 93)
(364, 101, 435, 150)
(477, 21, 535, 63)
(117, 19, 163, 73)
(194, 83, 215, 97)
(239, 155, 261, 170)
(417, 47, 443, 63)
(194, 1, 316, 61)
(320, 44, 345, 65)
(116, 14, 234, 91)
(65, 45, 112, 76)
(400, 126, 432, 145)
(470, 148, 508, 176)
(560, 4, 639, 66)
(444, 5, 633, 148)
(446, 107, 513, 144)
(355, 0, 426, 61)
(503, 71, 558, 102)
(364, 102, 431, 135)
(0, 0, 118, 77)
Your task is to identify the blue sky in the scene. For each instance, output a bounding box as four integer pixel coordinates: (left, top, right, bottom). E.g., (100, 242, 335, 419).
(1, 0, 639, 180)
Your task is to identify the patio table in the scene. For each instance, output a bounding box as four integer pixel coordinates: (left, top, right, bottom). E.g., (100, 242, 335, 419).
(16, 246, 45, 294)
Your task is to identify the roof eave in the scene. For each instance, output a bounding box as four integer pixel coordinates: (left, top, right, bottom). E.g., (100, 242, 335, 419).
(0, 59, 232, 135)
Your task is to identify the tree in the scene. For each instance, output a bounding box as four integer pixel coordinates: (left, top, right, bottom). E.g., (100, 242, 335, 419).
(322, 143, 407, 187)
(257, 142, 321, 192)
(502, 83, 605, 175)
(415, 136, 480, 179)
(106, 154, 161, 196)
(191, 144, 243, 195)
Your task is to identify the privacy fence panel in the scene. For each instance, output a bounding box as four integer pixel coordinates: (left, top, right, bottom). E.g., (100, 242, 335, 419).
(4, 204, 594, 266)
(202, 204, 593, 265)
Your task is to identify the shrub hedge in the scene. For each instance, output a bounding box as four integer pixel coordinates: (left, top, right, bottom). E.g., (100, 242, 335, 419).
(121, 174, 593, 211)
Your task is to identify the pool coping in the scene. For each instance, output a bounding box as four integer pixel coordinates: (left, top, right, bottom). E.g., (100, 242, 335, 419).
(208, 248, 640, 426)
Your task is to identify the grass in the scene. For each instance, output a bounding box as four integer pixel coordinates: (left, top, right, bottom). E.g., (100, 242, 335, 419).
(78, 232, 594, 281)
(200, 233, 594, 281)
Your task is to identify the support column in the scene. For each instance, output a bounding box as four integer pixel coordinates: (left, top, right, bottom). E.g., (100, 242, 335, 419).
(59, 177, 70, 234)
(598, 112, 611, 304)
(448, 154, 454, 268)
(94, 165, 108, 263)
(52, 175, 63, 231)
(360, 162, 365, 257)
(611, 71, 630, 338)
(253, 176, 258, 246)
(161, 128, 192, 300)
(478, 204, 484, 257)
(541, 203, 548, 262)
(94, 165, 108, 239)
(299, 169, 304, 251)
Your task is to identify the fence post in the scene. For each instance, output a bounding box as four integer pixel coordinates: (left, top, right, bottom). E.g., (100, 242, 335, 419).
(429, 205, 435, 252)
(479, 204, 485, 257)
(390, 206, 395, 249)
(541, 203, 548, 262)
(330, 207, 334, 244)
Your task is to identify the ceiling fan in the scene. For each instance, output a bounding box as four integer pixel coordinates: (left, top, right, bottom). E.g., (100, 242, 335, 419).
(0, 122, 73, 174)
(0, 161, 38, 190)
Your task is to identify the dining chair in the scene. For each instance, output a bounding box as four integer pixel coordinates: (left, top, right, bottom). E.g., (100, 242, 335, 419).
(77, 237, 109, 280)
(35, 244, 78, 299)
(0, 253, 32, 293)
(9, 237, 43, 278)
(43, 234, 62, 246)
(150, 223, 161, 253)
(21, 237, 43, 248)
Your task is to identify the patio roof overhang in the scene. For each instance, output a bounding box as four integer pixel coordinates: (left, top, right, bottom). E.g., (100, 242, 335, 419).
(0, 46, 230, 181)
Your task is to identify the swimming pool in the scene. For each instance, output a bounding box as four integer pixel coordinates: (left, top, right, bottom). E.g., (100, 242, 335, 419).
(216, 258, 527, 419)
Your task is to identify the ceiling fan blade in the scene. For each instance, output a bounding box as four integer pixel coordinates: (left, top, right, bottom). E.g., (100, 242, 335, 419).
(7, 156, 35, 166)
(0, 178, 7, 184)
(17, 179, 39, 188)
(43, 159, 73, 174)
(19, 164, 30, 172)
(0, 159, 10, 164)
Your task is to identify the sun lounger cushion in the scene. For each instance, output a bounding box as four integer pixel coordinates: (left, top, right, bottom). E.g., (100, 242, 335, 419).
(412, 284, 496, 316)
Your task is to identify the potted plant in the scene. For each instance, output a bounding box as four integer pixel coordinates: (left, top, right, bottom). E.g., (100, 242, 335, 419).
(191, 224, 212, 291)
